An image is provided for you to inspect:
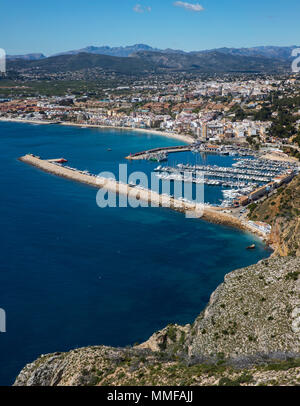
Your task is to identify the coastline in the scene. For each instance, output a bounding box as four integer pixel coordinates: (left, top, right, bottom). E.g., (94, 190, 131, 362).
(1, 117, 273, 244)
(60, 122, 194, 144)
(0, 117, 61, 126)
(1, 118, 272, 245)
(19, 154, 271, 245)
(0, 117, 194, 144)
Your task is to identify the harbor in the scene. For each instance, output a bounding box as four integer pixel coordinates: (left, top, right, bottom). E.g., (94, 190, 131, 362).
(125, 143, 257, 161)
(19, 154, 204, 214)
(124, 142, 298, 208)
(153, 157, 299, 208)
(19, 136, 298, 226)
(19, 154, 273, 240)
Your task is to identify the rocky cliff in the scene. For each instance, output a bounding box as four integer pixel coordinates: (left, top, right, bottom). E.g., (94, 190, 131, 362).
(249, 175, 300, 257)
(14, 257, 300, 386)
(141, 257, 300, 359)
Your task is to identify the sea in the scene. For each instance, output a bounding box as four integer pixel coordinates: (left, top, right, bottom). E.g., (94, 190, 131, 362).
(0, 122, 272, 385)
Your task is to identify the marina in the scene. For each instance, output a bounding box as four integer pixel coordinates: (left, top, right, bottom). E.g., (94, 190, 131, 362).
(125, 143, 258, 161)
(35, 141, 298, 212)
(19, 153, 274, 239)
(232, 158, 298, 172)
(156, 164, 272, 183)
(124, 141, 299, 207)
(123, 142, 299, 208)
(153, 157, 299, 208)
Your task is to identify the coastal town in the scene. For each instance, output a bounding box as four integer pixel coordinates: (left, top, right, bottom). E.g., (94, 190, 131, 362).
(2, 67, 295, 241)
(1, 73, 300, 242)
(1, 74, 300, 154)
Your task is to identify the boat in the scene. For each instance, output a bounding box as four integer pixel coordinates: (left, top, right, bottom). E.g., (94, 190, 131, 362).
(246, 244, 256, 250)
(148, 152, 168, 162)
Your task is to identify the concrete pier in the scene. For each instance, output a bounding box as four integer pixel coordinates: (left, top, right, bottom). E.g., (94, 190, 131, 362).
(19, 154, 201, 213)
(126, 145, 191, 160)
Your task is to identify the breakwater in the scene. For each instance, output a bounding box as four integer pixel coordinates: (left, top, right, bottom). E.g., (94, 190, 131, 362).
(20, 154, 201, 213)
(126, 145, 191, 160)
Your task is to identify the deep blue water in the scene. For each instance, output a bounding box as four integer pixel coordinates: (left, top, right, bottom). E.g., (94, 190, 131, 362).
(0, 122, 271, 385)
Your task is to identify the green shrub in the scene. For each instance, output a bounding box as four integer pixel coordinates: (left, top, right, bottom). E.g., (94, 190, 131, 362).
(285, 271, 300, 281)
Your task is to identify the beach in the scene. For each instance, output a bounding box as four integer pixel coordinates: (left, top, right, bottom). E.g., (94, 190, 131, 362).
(59, 122, 195, 143)
(0, 117, 194, 144)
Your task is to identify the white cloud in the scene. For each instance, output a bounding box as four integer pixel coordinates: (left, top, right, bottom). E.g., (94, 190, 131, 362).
(133, 4, 151, 13)
(173, 1, 204, 12)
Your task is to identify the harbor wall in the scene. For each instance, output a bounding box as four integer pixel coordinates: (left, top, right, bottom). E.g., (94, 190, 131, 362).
(126, 145, 191, 160)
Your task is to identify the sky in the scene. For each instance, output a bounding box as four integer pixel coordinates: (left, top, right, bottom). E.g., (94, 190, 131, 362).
(1, 0, 300, 55)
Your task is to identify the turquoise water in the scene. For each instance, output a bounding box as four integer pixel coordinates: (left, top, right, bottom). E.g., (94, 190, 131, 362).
(0, 122, 271, 385)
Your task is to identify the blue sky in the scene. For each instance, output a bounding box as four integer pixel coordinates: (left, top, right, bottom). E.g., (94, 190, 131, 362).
(1, 0, 300, 55)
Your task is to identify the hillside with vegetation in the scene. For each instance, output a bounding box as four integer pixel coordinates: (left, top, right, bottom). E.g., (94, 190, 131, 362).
(132, 51, 289, 73)
(13, 346, 300, 386)
(11, 44, 299, 61)
(7, 53, 156, 75)
(248, 175, 300, 257)
(7, 51, 289, 77)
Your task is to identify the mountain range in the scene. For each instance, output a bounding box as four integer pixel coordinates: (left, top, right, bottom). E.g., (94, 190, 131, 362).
(6, 44, 299, 76)
(6, 53, 46, 61)
(7, 50, 290, 75)
(7, 44, 300, 61)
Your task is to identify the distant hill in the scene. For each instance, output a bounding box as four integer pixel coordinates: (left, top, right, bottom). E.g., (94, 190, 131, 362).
(52, 44, 163, 58)
(7, 52, 156, 75)
(6, 53, 46, 61)
(8, 45, 299, 62)
(132, 50, 289, 73)
(205, 46, 299, 61)
(51, 44, 299, 61)
(7, 50, 290, 76)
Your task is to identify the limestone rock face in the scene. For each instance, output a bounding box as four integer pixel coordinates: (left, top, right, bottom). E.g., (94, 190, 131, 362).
(186, 257, 300, 359)
(137, 257, 300, 360)
(14, 347, 157, 386)
(250, 175, 300, 257)
(138, 324, 191, 353)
